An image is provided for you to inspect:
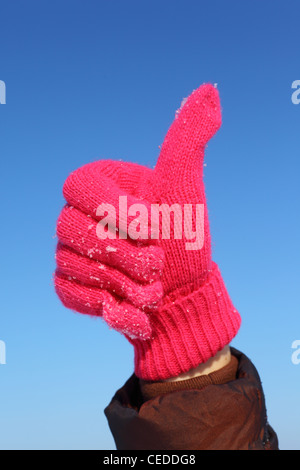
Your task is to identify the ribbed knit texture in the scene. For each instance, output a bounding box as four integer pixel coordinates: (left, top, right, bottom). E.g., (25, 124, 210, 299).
(139, 354, 239, 402)
(54, 83, 241, 380)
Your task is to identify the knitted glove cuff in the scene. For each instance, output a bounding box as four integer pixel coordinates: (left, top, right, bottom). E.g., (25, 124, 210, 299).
(129, 262, 241, 381)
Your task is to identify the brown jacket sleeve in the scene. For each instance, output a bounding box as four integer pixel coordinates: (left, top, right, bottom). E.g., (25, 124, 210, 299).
(104, 348, 279, 450)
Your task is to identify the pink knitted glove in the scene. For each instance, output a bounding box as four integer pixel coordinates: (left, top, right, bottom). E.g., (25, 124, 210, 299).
(54, 83, 241, 380)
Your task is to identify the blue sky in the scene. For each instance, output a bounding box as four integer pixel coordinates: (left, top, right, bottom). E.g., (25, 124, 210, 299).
(0, 0, 299, 450)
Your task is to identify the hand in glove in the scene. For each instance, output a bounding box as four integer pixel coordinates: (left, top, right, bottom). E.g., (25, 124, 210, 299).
(54, 84, 241, 380)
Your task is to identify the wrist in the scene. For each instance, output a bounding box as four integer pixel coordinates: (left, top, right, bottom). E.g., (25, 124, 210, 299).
(161, 345, 231, 383)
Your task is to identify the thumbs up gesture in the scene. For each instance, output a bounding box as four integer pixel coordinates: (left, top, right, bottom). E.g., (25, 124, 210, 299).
(54, 84, 241, 381)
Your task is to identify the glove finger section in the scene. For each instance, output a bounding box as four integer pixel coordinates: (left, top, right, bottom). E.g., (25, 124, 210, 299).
(56, 204, 164, 283)
(54, 272, 152, 340)
(102, 299, 152, 340)
(153, 83, 222, 187)
(56, 243, 163, 310)
(63, 161, 155, 243)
